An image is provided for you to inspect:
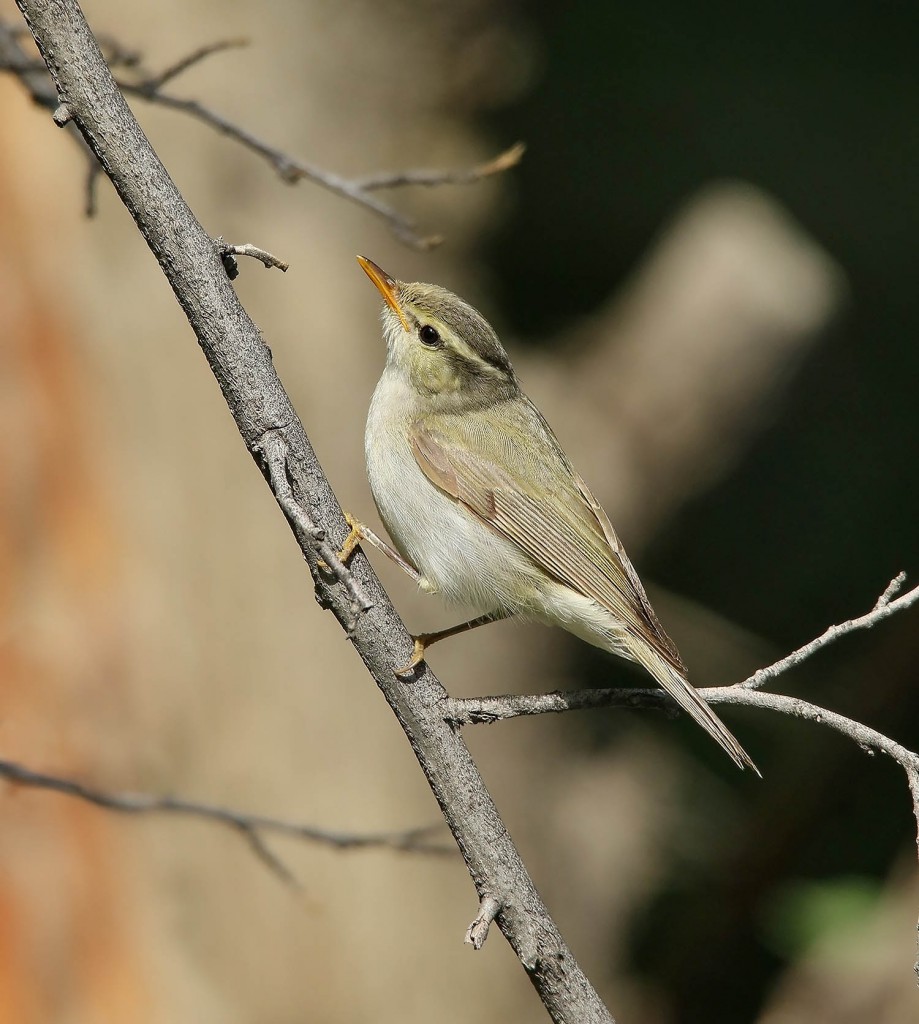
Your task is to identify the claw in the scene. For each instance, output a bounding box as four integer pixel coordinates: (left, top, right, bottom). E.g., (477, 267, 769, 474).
(394, 635, 430, 678)
(319, 512, 361, 571)
(336, 512, 363, 564)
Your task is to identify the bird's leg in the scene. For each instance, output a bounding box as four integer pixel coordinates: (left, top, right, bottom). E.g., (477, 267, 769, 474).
(395, 610, 510, 677)
(335, 513, 425, 584)
(335, 515, 510, 676)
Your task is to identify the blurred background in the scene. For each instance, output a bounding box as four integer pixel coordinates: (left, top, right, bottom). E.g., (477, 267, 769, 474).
(1, 1, 918, 1022)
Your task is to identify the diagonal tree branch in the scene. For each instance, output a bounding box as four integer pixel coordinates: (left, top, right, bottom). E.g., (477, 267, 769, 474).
(14, 3, 611, 1021)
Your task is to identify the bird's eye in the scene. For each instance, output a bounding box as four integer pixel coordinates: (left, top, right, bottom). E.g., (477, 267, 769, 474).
(419, 325, 441, 347)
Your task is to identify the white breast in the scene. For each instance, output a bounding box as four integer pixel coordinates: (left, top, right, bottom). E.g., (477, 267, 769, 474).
(365, 371, 543, 614)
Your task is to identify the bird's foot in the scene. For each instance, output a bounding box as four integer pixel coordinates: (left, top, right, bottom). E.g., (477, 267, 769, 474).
(316, 512, 364, 572)
(394, 634, 432, 678)
(335, 512, 364, 564)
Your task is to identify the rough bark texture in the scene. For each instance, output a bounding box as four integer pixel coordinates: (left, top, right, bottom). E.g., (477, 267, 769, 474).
(15, 1, 613, 1021)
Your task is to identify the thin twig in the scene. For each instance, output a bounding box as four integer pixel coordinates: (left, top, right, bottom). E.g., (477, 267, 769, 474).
(450, 685, 919, 794)
(700, 688, 919, 772)
(0, 757, 455, 882)
(356, 141, 526, 191)
(699, 688, 919, 861)
(444, 686, 669, 726)
(735, 573, 917, 690)
(138, 37, 247, 91)
(874, 572, 907, 609)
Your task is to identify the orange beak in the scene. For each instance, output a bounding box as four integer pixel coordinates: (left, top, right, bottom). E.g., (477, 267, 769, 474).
(356, 255, 411, 331)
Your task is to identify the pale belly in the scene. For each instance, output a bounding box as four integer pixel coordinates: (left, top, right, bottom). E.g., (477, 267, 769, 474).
(365, 377, 546, 615)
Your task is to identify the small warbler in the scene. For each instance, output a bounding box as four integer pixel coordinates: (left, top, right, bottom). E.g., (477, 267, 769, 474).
(347, 256, 756, 772)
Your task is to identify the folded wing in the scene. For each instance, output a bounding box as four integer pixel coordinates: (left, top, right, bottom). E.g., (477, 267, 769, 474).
(409, 412, 684, 673)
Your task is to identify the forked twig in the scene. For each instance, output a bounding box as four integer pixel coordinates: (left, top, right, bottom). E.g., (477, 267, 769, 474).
(735, 572, 914, 691)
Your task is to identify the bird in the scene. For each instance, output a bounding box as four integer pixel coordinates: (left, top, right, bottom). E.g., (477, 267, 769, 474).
(343, 255, 756, 772)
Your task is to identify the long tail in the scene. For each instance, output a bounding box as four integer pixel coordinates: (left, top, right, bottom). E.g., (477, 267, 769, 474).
(633, 647, 759, 774)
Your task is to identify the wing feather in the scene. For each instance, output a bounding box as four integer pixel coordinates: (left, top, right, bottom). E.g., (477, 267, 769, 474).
(409, 417, 685, 673)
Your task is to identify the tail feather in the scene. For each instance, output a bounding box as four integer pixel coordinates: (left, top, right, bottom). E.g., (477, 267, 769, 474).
(635, 648, 759, 775)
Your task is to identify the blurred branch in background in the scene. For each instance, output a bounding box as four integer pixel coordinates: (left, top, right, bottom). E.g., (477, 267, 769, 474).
(0, 17, 523, 242)
(0, 758, 453, 887)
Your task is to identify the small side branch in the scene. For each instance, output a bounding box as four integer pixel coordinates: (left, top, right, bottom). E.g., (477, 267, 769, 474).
(0, 21, 522, 248)
(215, 238, 289, 280)
(696, 688, 919, 771)
(465, 894, 502, 950)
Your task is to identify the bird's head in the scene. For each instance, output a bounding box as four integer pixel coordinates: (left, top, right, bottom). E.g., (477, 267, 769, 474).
(357, 255, 519, 412)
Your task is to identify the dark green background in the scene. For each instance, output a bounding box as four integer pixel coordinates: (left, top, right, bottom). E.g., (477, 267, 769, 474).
(484, 3, 919, 1020)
